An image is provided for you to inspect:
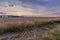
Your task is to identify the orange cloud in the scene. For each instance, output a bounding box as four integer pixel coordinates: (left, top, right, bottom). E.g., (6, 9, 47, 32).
(9, 4, 15, 9)
(3, 10, 8, 14)
(4, 2, 15, 9)
(4, 2, 8, 8)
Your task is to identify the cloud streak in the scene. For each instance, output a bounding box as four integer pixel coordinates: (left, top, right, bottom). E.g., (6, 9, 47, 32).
(0, 0, 60, 17)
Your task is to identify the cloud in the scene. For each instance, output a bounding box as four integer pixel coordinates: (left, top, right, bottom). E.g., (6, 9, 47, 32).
(0, 12, 7, 15)
(9, 4, 15, 9)
(17, 0, 48, 9)
(0, 0, 60, 17)
(18, 0, 48, 5)
(0, 12, 5, 14)
(7, 7, 53, 17)
(4, 2, 15, 9)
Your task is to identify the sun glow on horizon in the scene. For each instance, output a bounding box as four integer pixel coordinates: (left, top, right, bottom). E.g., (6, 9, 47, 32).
(0, 0, 60, 17)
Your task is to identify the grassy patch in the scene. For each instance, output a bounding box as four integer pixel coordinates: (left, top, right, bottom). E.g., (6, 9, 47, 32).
(52, 31, 60, 40)
(0, 20, 60, 34)
(0, 24, 35, 34)
(53, 20, 60, 24)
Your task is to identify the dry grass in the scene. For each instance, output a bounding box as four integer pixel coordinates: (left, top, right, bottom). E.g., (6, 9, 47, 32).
(0, 20, 59, 34)
(0, 18, 60, 40)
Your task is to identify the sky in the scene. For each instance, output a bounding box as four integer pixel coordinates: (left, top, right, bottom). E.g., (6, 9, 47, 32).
(0, 0, 60, 17)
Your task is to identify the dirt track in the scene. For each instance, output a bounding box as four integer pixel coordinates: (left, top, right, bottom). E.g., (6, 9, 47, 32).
(0, 18, 60, 40)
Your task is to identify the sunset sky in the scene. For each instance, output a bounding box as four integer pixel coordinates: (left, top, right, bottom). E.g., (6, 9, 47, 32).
(0, 0, 60, 17)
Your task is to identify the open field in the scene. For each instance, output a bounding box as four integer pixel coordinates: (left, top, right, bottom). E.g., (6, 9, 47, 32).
(0, 17, 60, 27)
(0, 17, 60, 40)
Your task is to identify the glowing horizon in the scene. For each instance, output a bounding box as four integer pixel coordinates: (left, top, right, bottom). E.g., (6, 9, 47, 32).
(0, 0, 60, 17)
